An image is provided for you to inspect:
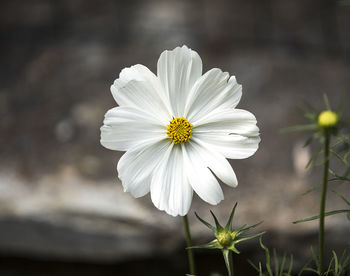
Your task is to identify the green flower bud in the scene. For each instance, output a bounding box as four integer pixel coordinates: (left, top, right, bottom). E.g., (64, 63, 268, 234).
(192, 203, 264, 258)
(217, 230, 232, 247)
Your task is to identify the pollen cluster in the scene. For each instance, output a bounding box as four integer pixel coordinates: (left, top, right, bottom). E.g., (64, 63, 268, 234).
(167, 117, 193, 144)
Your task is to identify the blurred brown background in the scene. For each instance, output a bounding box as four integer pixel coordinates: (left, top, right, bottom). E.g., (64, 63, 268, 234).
(1, 0, 350, 275)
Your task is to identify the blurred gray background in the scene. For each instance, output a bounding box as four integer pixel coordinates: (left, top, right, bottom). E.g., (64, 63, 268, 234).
(1, 0, 350, 275)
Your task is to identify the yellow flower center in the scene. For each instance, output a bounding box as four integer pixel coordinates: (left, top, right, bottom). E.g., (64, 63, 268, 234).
(167, 117, 193, 144)
(318, 110, 338, 128)
(217, 230, 232, 247)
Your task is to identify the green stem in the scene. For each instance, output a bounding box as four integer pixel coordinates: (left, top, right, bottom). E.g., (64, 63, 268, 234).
(223, 249, 234, 276)
(319, 132, 330, 275)
(183, 215, 196, 276)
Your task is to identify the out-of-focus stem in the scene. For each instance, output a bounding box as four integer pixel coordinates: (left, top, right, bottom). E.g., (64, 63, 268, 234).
(183, 215, 196, 276)
(319, 132, 330, 275)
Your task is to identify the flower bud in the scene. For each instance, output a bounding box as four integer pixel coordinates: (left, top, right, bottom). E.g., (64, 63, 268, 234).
(318, 110, 338, 128)
(217, 230, 232, 247)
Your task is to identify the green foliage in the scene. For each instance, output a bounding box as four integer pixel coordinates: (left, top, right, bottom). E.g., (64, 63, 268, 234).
(283, 93, 346, 173)
(293, 190, 350, 224)
(280, 94, 350, 276)
(248, 237, 293, 276)
(298, 248, 350, 276)
(286, 95, 350, 223)
(192, 203, 264, 253)
(191, 203, 264, 276)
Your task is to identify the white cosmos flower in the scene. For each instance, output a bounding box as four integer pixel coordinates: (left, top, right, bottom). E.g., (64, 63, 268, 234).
(101, 45, 260, 217)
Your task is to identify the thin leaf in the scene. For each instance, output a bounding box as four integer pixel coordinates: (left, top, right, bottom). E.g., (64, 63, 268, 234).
(323, 93, 331, 110)
(332, 190, 350, 206)
(188, 239, 222, 250)
(279, 253, 287, 276)
(341, 249, 350, 268)
(301, 99, 317, 113)
(328, 167, 350, 182)
(293, 209, 350, 224)
(326, 253, 334, 276)
(259, 262, 264, 276)
(247, 259, 259, 272)
(227, 244, 240, 254)
(330, 175, 350, 182)
(287, 254, 293, 276)
(298, 259, 312, 276)
(273, 248, 279, 276)
(302, 267, 319, 274)
(260, 237, 273, 276)
(341, 166, 350, 180)
(311, 246, 319, 270)
(328, 168, 337, 177)
(238, 221, 263, 235)
(328, 176, 350, 183)
(225, 202, 238, 231)
(195, 212, 216, 233)
(302, 181, 321, 196)
(235, 231, 265, 244)
(330, 149, 350, 167)
(210, 210, 223, 232)
(332, 251, 339, 275)
(331, 134, 350, 149)
(280, 124, 317, 133)
(304, 112, 317, 121)
(339, 249, 347, 264)
(235, 224, 247, 234)
(345, 150, 350, 161)
(303, 134, 316, 147)
(305, 147, 323, 169)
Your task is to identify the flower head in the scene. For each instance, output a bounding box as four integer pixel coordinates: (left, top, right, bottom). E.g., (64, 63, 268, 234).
(217, 230, 233, 247)
(192, 203, 264, 254)
(100, 45, 260, 216)
(282, 94, 343, 147)
(318, 110, 338, 128)
(191, 203, 264, 276)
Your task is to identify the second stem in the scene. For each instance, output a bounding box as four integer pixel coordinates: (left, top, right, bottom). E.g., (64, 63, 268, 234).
(183, 215, 196, 276)
(319, 132, 330, 275)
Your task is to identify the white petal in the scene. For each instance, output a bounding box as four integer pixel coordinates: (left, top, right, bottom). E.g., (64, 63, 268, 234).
(192, 108, 260, 159)
(191, 140, 238, 187)
(111, 64, 171, 121)
(117, 139, 172, 198)
(184, 68, 242, 123)
(157, 45, 202, 117)
(151, 144, 193, 216)
(182, 143, 224, 205)
(195, 134, 260, 160)
(194, 108, 259, 136)
(100, 106, 166, 151)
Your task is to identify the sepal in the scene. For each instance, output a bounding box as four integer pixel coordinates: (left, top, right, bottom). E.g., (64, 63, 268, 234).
(193, 203, 264, 254)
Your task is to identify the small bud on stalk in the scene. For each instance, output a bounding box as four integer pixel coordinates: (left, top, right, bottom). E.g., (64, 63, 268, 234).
(217, 230, 233, 247)
(189, 203, 264, 276)
(318, 110, 338, 129)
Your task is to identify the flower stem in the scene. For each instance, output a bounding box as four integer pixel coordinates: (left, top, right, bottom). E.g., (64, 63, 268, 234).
(223, 249, 234, 276)
(183, 215, 196, 276)
(319, 132, 330, 275)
